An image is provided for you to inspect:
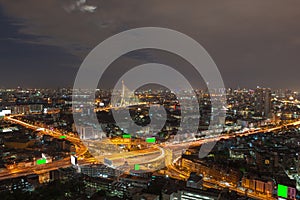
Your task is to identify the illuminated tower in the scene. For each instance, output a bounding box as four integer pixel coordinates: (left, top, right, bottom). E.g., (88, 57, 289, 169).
(117, 80, 139, 107)
(120, 80, 126, 106)
(255, 87, 271, 118)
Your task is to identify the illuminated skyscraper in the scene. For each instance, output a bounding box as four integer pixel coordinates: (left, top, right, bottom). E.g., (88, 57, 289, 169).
(254, 87, 271, 117)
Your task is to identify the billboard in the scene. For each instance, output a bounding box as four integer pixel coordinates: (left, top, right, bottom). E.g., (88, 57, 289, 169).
(277, 184, 288, 199)
(146, 137, 156, 143)
(122, 134, 131, 139)
(36, 158, 47, 165)
(71, 155, 78, 165)
(134, 164, 140, 170)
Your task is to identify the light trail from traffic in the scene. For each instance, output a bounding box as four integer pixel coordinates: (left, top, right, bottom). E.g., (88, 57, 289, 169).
(3, 112, 300, 199)
(0, 115, 91, 181)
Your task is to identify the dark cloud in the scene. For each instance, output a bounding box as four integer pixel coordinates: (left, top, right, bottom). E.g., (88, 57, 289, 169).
(1, 0, 300, 89)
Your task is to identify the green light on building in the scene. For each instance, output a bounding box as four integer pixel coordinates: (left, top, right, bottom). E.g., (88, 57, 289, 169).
(60, 135, 67, 139)
(134, 164, 140, 170)
(122, 134, 131, 139)
(36, 158, 47, 165)
(146, 137, 156, 143)
(277, 184, 288, 198)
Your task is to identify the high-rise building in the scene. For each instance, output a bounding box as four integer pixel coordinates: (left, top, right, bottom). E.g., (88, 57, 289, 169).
(255, 87, 271, 117)
(76, 126, 106, 140)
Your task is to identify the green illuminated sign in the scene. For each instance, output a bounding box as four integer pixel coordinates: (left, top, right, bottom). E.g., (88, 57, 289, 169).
(278, 184, 288, 198)
(146, 137, 156, 143)
(134, 164, 140, 170)
(122, 134, 131, 139)
(60, 135, 67, 139)
(36, 158, 46, 165)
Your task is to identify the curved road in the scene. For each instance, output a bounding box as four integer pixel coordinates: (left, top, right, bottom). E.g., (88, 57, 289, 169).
(2, 114, 300, 184)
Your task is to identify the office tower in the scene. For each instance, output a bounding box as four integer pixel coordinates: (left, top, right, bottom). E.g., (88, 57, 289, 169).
(255, 87, 271, 117)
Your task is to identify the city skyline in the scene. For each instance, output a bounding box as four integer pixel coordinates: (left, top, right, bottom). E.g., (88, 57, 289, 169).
(1, 85, 300, 199)
(1, 1, 300, 199)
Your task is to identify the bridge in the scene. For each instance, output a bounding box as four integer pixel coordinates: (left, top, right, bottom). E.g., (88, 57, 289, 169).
(3, 110, 300, 191)
(94, 81, 147, 112)
(80, 118, 300, 174)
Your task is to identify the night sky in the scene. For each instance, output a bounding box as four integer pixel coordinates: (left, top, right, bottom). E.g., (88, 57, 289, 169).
(1, 0, 300, 90)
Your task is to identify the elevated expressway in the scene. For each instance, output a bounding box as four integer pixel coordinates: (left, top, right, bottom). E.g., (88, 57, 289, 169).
(0, 115, 91, 181)
(2, 114, 300, 183)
